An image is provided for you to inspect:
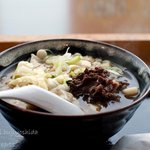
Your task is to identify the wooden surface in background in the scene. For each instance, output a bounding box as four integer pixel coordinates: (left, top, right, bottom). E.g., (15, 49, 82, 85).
(71, 0, 150, 33)
(0, 34, 150, 66)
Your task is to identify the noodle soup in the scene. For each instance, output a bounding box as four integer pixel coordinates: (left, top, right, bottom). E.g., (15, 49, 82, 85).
(0, 49, 139, 114)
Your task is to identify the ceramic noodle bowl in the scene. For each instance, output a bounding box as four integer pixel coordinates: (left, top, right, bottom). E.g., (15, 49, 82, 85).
(0, 39, 149, 141)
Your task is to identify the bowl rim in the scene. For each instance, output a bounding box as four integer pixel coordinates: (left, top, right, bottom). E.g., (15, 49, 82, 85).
(0, 38, 150, 117)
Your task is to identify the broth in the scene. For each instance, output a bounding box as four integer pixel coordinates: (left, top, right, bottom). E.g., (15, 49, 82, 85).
(0, 50, 140, 114)
(70, 67, 139, 113)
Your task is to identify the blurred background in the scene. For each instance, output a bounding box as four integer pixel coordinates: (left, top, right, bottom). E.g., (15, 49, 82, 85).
(1, 0, 150, 35)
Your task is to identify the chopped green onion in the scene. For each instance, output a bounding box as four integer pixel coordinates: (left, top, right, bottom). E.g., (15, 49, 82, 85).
(66, 56, 81, 65)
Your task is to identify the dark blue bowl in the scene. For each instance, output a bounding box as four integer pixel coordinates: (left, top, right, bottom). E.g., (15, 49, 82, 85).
(0, 39, 149, 141)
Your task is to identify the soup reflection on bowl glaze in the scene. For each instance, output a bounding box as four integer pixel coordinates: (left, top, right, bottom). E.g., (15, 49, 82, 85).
(0, 39, 149, 140)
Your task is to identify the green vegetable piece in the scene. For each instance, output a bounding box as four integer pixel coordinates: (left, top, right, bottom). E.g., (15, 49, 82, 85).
(69, 71, 75, 77)
(13, 74, 21, 79)
(45, 73, 55, 78)
(66, 56, 81, 65)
